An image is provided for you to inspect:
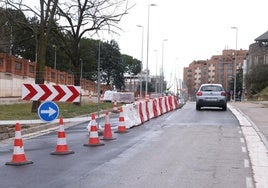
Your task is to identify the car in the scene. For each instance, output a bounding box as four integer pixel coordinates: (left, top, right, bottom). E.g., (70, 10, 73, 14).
(195, 84, 227, 111)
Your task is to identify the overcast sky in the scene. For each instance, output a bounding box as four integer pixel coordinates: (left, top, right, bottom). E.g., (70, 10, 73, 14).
(109, 0, 268, 86)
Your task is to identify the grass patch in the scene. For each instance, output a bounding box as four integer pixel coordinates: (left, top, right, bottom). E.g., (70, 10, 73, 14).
(0, 102, 115, 120)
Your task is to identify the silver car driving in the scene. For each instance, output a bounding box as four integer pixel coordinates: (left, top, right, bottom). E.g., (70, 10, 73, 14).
(195, 84, 227, 111)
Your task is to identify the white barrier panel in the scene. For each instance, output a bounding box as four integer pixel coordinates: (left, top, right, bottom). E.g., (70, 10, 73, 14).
(122, 104, 136, 128)
(154, 98, 160, 117)
(161, 97, 167, 114)
(133, 102, 142, 125)
(122, 103, 143, 128)
(148, 100, 154, 119)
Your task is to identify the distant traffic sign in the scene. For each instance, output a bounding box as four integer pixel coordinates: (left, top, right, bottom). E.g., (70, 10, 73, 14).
(38, 101, 59, 122)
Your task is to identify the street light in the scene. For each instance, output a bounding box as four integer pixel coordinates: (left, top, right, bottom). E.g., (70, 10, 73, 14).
(231, 26, 238, 102)
(137, 25, 144, 98)
(97, 40, 101, 128)
(145, 3, 157, 96)
(161, 39, 168, 94)
(154, 49, 158, 93)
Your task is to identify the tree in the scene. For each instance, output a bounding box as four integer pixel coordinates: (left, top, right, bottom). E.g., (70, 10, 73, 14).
(55, 0, 130, 87)
(121, 54, 141, 75)
(4, 0, 59, 111)
(246, 64, 268, 95)
(100, 40, 124, 88)
(0, 7, 35, 59)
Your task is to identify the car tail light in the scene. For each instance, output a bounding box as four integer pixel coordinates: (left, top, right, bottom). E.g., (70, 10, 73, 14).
(196, 91, 202, 96)
(221, 91, 226, 96)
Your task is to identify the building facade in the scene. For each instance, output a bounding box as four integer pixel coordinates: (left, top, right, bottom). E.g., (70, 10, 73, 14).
(183, 49, 248, 98)
(246, 31, 268, 73)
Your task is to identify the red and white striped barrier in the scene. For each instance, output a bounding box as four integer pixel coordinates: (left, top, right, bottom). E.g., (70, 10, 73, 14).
(122, 96, 179, 129)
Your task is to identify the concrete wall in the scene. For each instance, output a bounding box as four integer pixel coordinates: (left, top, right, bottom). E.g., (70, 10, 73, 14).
(0, 53, 111, 98)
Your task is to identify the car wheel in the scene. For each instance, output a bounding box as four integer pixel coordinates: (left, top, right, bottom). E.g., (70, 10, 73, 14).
(196, 105, 201, 111)
(222, 105, 227, 111)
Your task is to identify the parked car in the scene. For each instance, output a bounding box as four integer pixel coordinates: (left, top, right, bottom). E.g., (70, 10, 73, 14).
(195, 84, 227, 111)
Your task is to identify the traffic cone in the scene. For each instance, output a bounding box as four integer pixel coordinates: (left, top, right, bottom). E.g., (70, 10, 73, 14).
(84, 113, 105, 147)
(5, 123, 33, 166)
(112, 100, 119, 113)
(51, 117, 74, 155)
(101, 111, 116, 140)
(114, 107, 129, 133)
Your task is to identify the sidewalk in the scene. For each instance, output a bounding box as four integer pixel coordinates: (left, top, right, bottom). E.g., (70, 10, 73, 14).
(229, 100, 268, 149)
(228, 101, 268, 188)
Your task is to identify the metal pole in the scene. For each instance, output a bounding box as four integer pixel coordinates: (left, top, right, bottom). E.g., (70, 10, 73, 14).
(154, 50, 158, 93)
(161, 39, 167, 94)
(97, 40, 101, 128)
(9, 25, 13, 55)
(231, 27, 238, 102)
(145, 4, 157, 96)
(145, 5, 150, 96)
(80, 59, 83, 79)
(53, 45, 57, 70)
(137, 25, 144, 98)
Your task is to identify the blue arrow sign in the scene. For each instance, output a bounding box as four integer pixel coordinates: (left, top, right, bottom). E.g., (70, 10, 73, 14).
(38, 101, 59, 122)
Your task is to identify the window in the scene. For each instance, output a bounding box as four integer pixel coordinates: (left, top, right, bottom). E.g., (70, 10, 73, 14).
(60, 74, 64, 81)
(29, 65, 35, 73)
(0, 58, 3, 66)
(15, 62, 22, 70)
(51, 72, 56, 79)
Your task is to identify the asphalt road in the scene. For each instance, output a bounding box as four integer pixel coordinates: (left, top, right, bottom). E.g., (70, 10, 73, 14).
(0, 102, 253, 188)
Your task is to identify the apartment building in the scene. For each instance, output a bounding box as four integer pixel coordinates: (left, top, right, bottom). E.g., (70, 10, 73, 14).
(183, 49, 248, 97)
(247, 31, 268, 72)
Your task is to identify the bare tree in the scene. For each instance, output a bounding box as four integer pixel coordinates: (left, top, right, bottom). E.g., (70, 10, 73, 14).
(55, 0, 131, 86)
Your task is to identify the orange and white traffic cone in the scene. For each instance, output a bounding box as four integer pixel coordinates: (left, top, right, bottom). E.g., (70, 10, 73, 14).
(114, 107, 129, 133)
(5, 123, 33, 166)
(84, 113, 105, 147)
(102, 111, 116, 140)
(112, 100, 119, 113)
(51, 118, 74, 155)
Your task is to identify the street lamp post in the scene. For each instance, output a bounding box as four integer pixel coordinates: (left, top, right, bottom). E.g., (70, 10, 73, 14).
(161, 39, 168, 94)
(137, 25, 144, 98)
(145, 3, 157, 96)
(97, 40, 101, 128)
(154, 49, 158, 93)
(231, 27, 238, 102)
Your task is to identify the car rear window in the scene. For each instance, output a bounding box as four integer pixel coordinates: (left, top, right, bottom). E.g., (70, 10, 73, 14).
(201, 85, 222, 92)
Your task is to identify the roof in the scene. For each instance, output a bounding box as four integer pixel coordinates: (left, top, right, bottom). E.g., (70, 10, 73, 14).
(255, 31, 268, 42)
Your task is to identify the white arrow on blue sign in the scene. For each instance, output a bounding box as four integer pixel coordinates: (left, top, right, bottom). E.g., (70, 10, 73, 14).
(38, 101, 59, 122)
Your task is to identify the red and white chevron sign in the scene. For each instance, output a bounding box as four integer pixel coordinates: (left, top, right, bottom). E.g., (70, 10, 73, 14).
(22, 84, 81, 102)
